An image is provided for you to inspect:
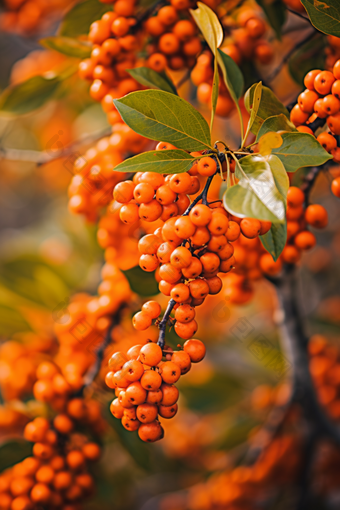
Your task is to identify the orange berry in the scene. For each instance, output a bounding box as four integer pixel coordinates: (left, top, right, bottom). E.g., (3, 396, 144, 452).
(139, 343, 163, 366)
(53, 414, 74, 435)
(259, 253, 282, 275)
(123, 360, 145, 382)
(294, 231, 316, 250)
(141, 370, 162, 391)
(174, 319, 198, 339)
(197, 157, 217, 176)
(327, 112, 340, 135)
(138, 421, 164, 442)
(159, 361, 181, 384)
(189, 204, 212, 226)
(136, 403, 158, 423)
(170, 246, 192, 268)
(159, 33, 180, 55)
(304, 69, 321, 90)
(133, 311, 152, 331)
(305, 204, 328, 228)
(158, 5, 178, 25)
(290, 104, 309, 126)
(169, 173, 192, 194)
(317, 132, 337, 152)
(314, 71, 335, 95)
(82, 442, 101, 461)
(323, 94, 340, 115)
(331, 176, 340, 197)
(30, 483, 51, 504)
(66, 450, 85, 471)
(240, 218, 261, 238)
(287, 186, 305, 207)
(142, 301, 161, 319)
(171, 283, 190, 303)
(171, 350, 191, 374)
(183, 339, 206, 362)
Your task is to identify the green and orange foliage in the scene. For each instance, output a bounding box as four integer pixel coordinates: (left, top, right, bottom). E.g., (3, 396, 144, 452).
(0, 416, 101, 510)
(0, 0, 70, 34)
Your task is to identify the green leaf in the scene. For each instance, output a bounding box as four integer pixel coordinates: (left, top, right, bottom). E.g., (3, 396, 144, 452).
(244, 84, 289, 135)
(190, 1, 223, 55)
(0, 440, 32, 473)
(271, 132, 333, 172)
(242, 81, 262, 144)
(0, 75, 60, 115)
(254, 0, 286, 39)
(288, 33, 326, 87)
(126, 67, 177, 95)
(123, 266, 159, 297)
(113, 149, 195, 174)
(257, 114, 297, 140)
(223, 154, 286, 222)
(40, 36, 92, 59)
(59, 0, 111, 37)
(114, 90, 212, 151)
(301, 0, 340, 37)
(217, 48, 244, 101)
(260, 222, 287, 261)
(267, 155, 289, 200)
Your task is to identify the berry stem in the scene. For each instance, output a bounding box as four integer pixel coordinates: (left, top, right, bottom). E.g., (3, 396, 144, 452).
(157, 298, 176, 349)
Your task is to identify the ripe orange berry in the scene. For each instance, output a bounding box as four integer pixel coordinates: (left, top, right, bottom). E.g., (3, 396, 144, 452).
(170, 246, 192, 268)
(297, 125, 314, 135)
(282, 245, 301, 264)
(82, 443, 101, 461)
(331, 176, 340, 197)
(30, 483, 51, 503)
(183, 339, 206, 362)
(314, 71, 335, 95)
(298, 89, 319, 113)
(189, 278, 210, 299)
(121, 416, 140, 431)
(159, 361, 181, 384)
(206, 275, 223, 295)
(158, 5, 178, 25)
(110, 398, 124, 419)
(226, 221, 241, 241)
(123, 360, 145, 382)
(314, 98, 328, 119)
(159, 263, 182, 283)
(142, 301, 161, 319)
(159, 33, 180, 55)
(120, 202, 139, 224)
(138, 421, 164, 442)
(327, 112, 340, 135)
(290, 104, 309, 126)
(136, 403, 158, 423)
(240, 218, 261, 238)
(35, 466, 54, 485)
(173, 19, 196, 41)
(171, 283, 190, 303)
(139, 343, 163, 366)
(323, 94, 340, 115)
(133, 311, 152, 331)
(171, 351, 191, 374)
(174, 216, 196, 238)
(169, 173, 192, 194)
(197, 157, 217, 176)
(32, 443, 54, 460)
(305, 204, 328, 228)
(317, 132, 337, 152)
(294, 231, 316, 250)
(287, 186, 305, 207)
(139, 199, 163, 222)
(208, 213, 229, 235)
(134, 182, 155, 204)
(304, 69, 321, 91)
(200, 253, 220, 273)
(174, 319, 198, 339)
(141, 370, 162, 391)
(189, 204, 212, 226)
(182, 256, 203, 278)
(259, 253, 282, 276)
(53, 414, 74, 435)
(332, 79, 340, 100)
(175, 304, 195, 323)
(158, 403, 178, 418)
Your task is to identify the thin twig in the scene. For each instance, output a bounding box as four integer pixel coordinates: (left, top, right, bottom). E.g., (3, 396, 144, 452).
(157, 299, 176, 349)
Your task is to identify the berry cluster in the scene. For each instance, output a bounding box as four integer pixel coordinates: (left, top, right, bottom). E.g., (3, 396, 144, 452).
(106, 338, 206, 442)
(68, 126, 148, 221)
(291, 59, 340, 172)
(114, 142, 202, 225)
(145, 5, 202, 72)
(0, 417, 100, 510)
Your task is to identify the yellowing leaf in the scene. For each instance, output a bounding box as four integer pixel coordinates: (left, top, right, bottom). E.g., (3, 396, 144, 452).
(258, 132, 283, 156)
(190, 2, 223, 55)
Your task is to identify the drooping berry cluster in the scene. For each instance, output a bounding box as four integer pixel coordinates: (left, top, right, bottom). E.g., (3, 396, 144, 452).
(106, 338, 206, 442)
